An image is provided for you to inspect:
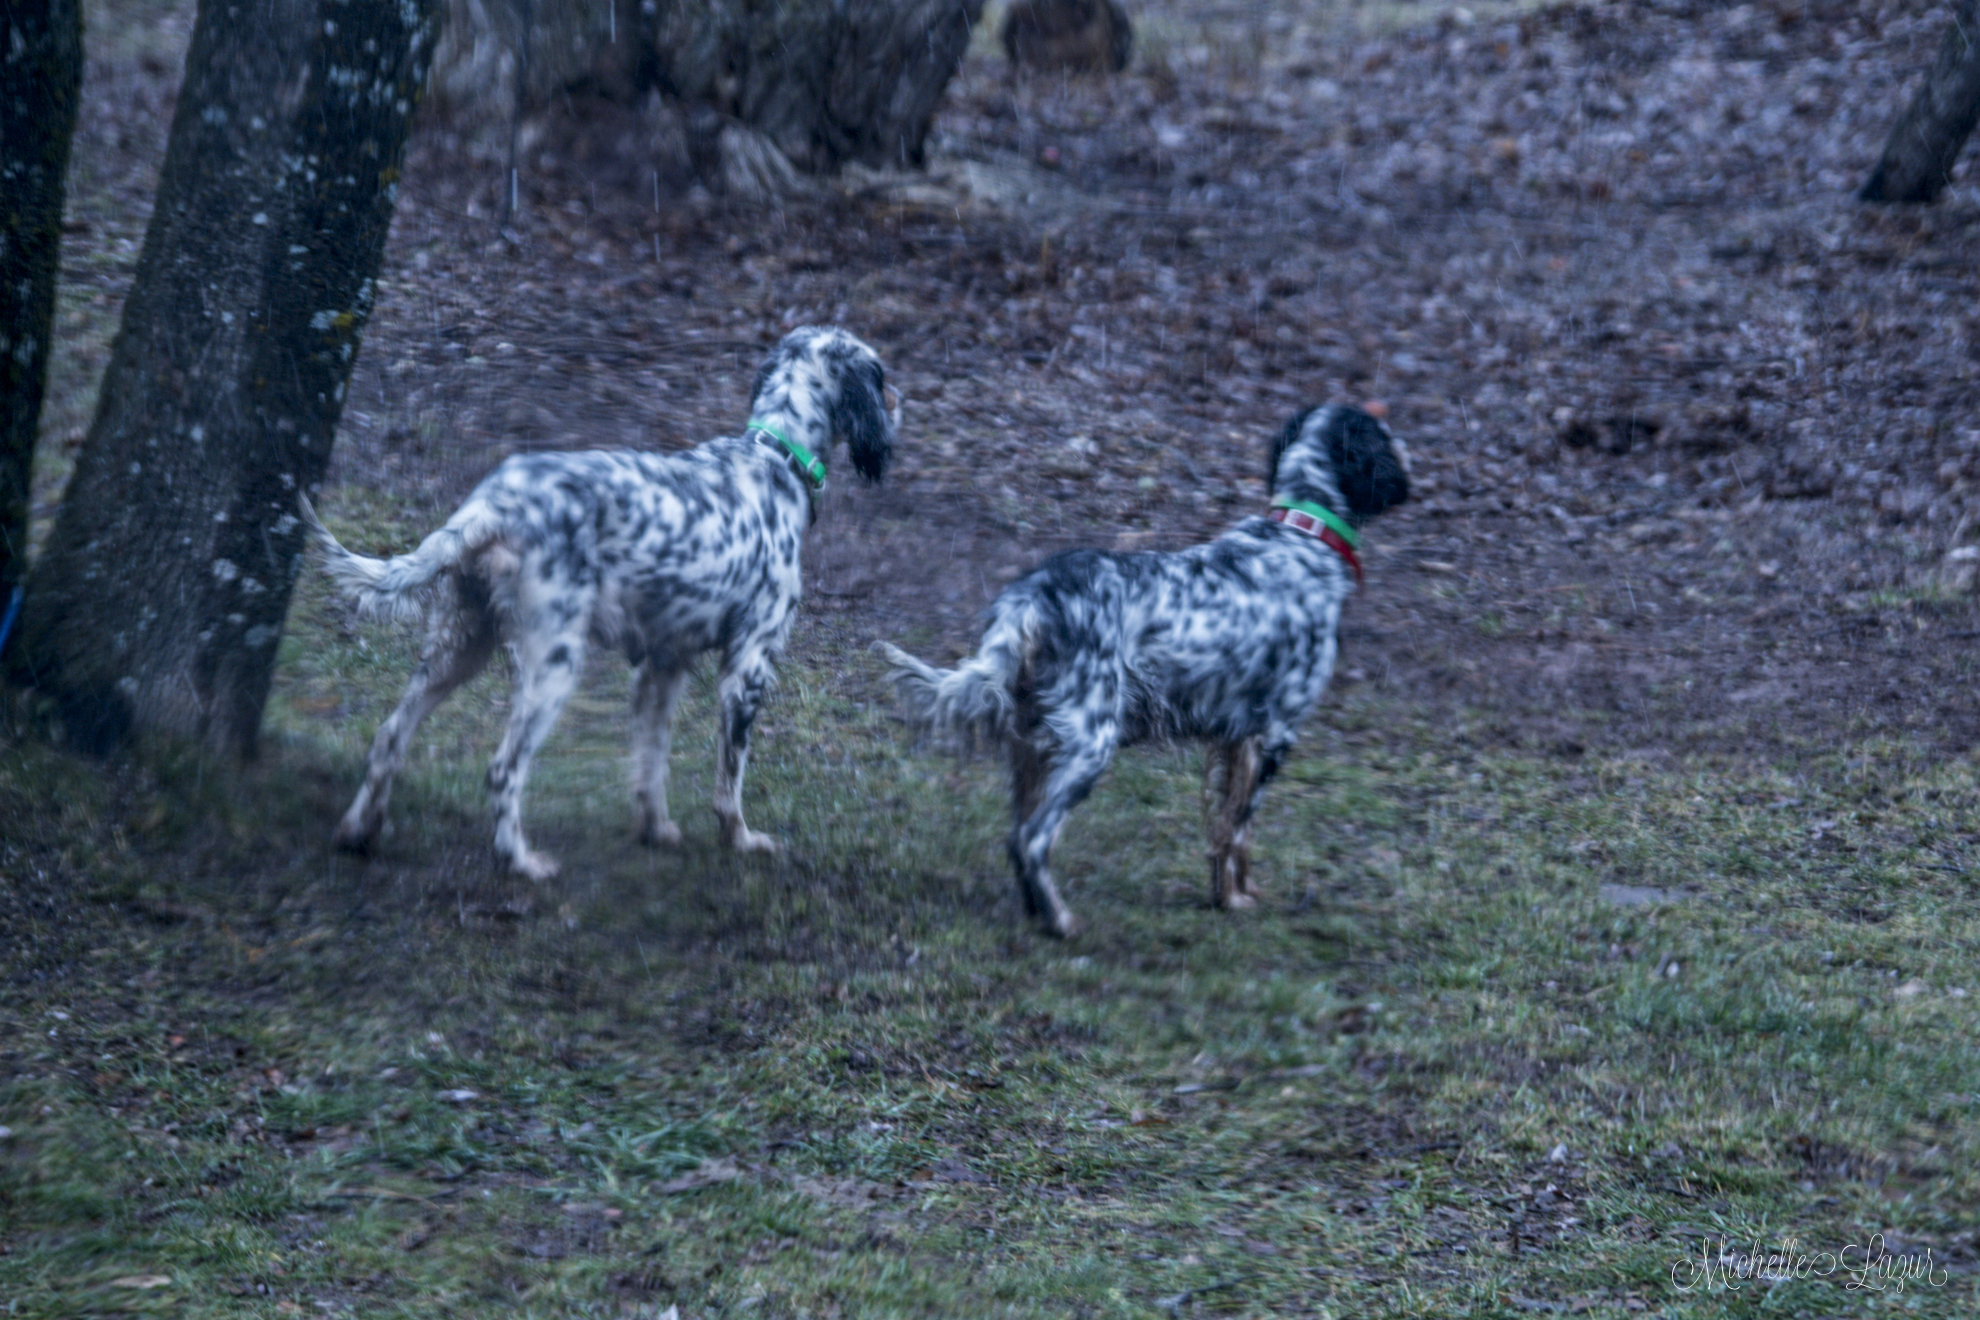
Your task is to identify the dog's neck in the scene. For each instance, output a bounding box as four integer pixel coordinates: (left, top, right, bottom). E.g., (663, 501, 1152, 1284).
(1267, 427, 1362, 583)
(1270, 458, 1349, 518)
(747, 366, 836, 482)
(1266, 497, 1363, 583)
(745, 418, 827, 490)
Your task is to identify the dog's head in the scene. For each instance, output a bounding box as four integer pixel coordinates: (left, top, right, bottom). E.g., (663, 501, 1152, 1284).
(1267, 404, 1410, 525)
(751, 326, 896, 483)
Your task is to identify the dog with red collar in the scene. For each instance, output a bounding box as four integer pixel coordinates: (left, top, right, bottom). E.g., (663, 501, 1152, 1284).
(881, 404, 1408, 936)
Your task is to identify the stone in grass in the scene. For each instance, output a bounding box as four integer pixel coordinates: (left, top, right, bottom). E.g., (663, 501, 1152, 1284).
(1940, 545, 1980, 594)
(657, 1157, 741, 1194)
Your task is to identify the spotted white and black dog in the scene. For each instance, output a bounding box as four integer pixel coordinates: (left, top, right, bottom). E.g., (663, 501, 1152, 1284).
(303, 325, 895, 879)
(881, 404, 1408, 936)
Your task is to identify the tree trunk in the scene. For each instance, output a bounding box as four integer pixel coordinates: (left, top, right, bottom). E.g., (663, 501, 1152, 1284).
(13, 0, 442, 757)
(0, 0, 84, 615)
(651, 0, 984, 174)
(1861, 0, 1980, 203)
(428, 0, 980, 179)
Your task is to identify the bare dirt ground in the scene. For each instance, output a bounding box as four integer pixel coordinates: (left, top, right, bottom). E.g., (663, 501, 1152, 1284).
(43, 0, 1980, 763)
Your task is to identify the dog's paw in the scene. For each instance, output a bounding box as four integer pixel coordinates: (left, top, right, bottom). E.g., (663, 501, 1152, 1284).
(716, 809, 781, 855)
(727, 828, 781, 856)
(640, 819, 684, 848)
(506, 848, 562, 882)
(1042, 910, 1082, 939)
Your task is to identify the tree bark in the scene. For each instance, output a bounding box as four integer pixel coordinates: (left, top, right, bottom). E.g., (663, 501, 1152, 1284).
(13, 0, 442, 757)
(0, 0, 84, 614)
(429, 0, 980, 179)
(650, 0, 983, 174)
(1002, 0, 1132, 76)
(1861, 0, 1980, 203)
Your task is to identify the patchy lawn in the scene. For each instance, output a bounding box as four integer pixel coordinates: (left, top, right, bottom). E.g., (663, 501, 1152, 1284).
(4, 493, 1979, 1318)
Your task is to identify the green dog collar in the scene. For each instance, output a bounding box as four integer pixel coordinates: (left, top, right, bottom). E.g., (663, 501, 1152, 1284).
(746, 420, 827, 489)
(1270, 498, 1359, 548)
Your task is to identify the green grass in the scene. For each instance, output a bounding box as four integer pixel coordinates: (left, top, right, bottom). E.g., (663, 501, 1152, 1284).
(2, 490, 1978, 1317)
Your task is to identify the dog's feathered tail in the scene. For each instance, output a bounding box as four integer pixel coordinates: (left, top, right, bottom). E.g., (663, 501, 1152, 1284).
(298, 492, 504, 622)
(878, 600, 1039, 746)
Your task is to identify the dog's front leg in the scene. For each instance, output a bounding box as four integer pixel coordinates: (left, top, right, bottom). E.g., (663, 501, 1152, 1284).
(632, 661, 690, 846)
(1212, 734, 1291, 908)
(713, 655, 779, 854)
(1204, 739, 1263, 910)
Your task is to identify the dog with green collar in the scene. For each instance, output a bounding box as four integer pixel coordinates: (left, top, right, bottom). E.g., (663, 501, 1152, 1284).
(306, 325, 895, 879)
(882, 404, 1407, 936)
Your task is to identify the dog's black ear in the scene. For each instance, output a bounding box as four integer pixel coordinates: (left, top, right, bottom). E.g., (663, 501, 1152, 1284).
(1329, 407, 1410, 522)
(833, 356, 893, 483)
(1267, 407, 1313, 491)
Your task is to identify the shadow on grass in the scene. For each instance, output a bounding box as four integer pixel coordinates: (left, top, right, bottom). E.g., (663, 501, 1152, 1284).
(2, 495, 1978, 1317)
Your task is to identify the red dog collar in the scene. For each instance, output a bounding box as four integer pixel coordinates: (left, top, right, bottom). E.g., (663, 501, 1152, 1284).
(1267, 506, 1363, 583)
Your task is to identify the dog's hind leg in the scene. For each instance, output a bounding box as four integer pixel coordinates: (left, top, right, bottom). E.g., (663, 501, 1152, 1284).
(336, 577, 497, 853)
(1009, 730, 1116, 938)
(1007, 734, 1050, 920)
(1205, 738, 1263, 910)
(712, 637, 782, 855)
(486, 589, 592, 881)
(632, 660, 690, 846)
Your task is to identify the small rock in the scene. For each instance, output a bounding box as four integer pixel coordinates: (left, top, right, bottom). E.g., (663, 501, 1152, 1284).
(658, 1156, 742, 1194)
(1941, 545, 1980, 593)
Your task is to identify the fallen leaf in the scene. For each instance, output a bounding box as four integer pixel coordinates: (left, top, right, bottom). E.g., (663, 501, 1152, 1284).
(928, 1156, 992, 1184)
(109, 1274, 172, 1289)
(657, 1156, 741, 1194)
